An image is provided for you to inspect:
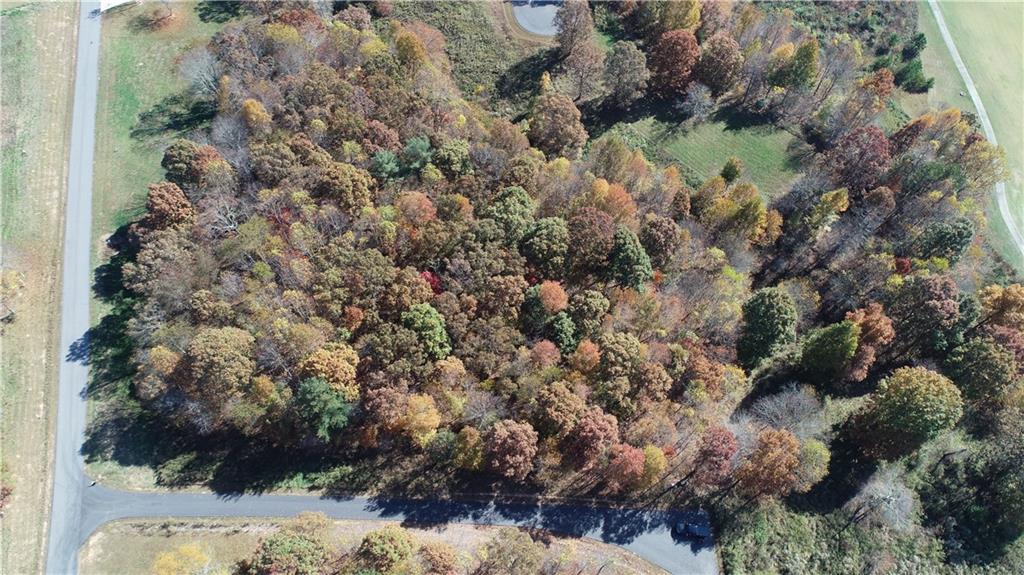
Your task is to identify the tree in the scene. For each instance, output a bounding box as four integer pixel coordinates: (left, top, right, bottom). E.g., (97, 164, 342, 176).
(299, 342, 359, 401)
(945, 337, 1017, 402)
(680, 82, 715, 121)
(315, 162, 373, 216)
(888, 275, 960, 355)
(768, 38, 819, 90)
(568, 207, 615, 276)
(795, 439, 831, 493)
(639, 213, 682, 269)
(358, 525, 414, 573)
(564, 40, 605, 101)
(244, 530, 328, 575)
(528, 91, 588, 159)
(696, 33, 743, 96)
(142, 182, 194, 231)
(453, 426, 484, 470)
(800, 320, 860, 383)
(719, 156, 743, 184)
(909, 218, 974, 264)
(186, 327, 255, 402)
(737, 288, 798, 369)
(403, 394, 442, 448)
(736, 428, 802, 499)
(486, 420, 538, 481)
(295, 377, 353, 441)
(606, 443, 645, 492)
(481, 185, 537, 247)
(418, 541, 458, 575)
(569, 289, 609, 339)
(691, 425, 738, 489)
(537, 280, 568, 313)
(535, 381, 586, 436)
(565, 406, 620, 471)
(856, 367, 963, 459)
(520, 217, 569, 279)
(979, 283, 1024, 330)
(478, 528, 543, 575)
(554, 0, 595, 58)
(827, 126, 892, 192)
(432, 138, 473, 179)
(401, 303, 451, 360)
(608, 225, 654, 290)
(603, 40, 650, 108)
(641, 444, 668, 488)
(845, 303, 895, 382)
(649, 29, 700, 99)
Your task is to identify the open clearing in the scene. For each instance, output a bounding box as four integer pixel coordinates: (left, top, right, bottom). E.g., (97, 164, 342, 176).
(0, 2, 77, 573)
(80, 517, 666, 575)
(621, 116, 799, 200)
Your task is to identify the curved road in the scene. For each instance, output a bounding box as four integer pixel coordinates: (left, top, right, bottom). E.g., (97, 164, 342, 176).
(45, 4, 716, 574)
(927, 0, 1024, 260)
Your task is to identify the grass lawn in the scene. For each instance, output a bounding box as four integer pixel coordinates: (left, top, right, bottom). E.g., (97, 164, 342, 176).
(85, 1, 229, 488)
(935, 0, 1024, 270)
(0, 3, 78, 573)
(80, 518, 666, 575)
(622, 115, 800, 199)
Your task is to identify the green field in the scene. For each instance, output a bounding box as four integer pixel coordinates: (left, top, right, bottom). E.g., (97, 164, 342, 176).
(936, 0, 1024, 266)
(623, 116, 800, 199)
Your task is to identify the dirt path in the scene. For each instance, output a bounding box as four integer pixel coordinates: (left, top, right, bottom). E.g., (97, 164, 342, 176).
(0, 3, 78, 574)
(926, 0, 1024, 260)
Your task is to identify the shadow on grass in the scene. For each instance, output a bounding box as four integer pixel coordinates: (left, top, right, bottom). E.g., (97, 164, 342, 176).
(493, 48, 558, 121)
(131, 92, 216, 141)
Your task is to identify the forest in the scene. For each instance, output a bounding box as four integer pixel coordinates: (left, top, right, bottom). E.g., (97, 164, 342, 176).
(106, 1, 1022, 572)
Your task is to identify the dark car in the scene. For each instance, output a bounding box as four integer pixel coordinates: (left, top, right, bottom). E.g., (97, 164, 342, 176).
(674, 521, 711, 540)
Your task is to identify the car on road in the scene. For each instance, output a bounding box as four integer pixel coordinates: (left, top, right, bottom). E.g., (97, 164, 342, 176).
(675, 521, 711, 540)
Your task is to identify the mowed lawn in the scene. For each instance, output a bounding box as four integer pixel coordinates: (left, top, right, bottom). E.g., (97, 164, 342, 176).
(92, 2, 225, 237)
(936, 0, 1024, 260)
(0, 3, 77, 573)
(626, 116, 799, 199)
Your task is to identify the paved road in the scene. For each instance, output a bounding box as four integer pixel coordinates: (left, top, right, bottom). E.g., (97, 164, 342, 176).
(927, 0, 1024, 260)
(45, 4, 716, 574)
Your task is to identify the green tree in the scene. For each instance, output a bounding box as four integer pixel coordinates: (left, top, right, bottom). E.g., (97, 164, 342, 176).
(295, 377, 353, 441)
(737, 288, 798, 369)
(945, 337, 1018, 402)
(603, 41, 650, 108)
(520, 217, 569, 279)
(608, 225, 653, 290)
(401, 303, 451, 360)
(857, 366, 963, 459)
(401, 136, 433, 171)
(800, 320, 860, 383)
(481, 186, 537, 245)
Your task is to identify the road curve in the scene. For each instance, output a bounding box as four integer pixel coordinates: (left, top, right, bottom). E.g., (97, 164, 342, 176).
(927, 0, 1024, 260)
(45, 4, 716, 574)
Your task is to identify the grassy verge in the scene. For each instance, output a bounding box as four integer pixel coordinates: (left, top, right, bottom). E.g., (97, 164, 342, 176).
(0, 3, 78, 573)
(85, 1, 227, 489)
(80, 518, 666, 575)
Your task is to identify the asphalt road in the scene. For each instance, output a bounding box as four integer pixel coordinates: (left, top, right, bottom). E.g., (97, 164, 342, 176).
(927, 0, 1024, 260)
(44, 4, 717, 574)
